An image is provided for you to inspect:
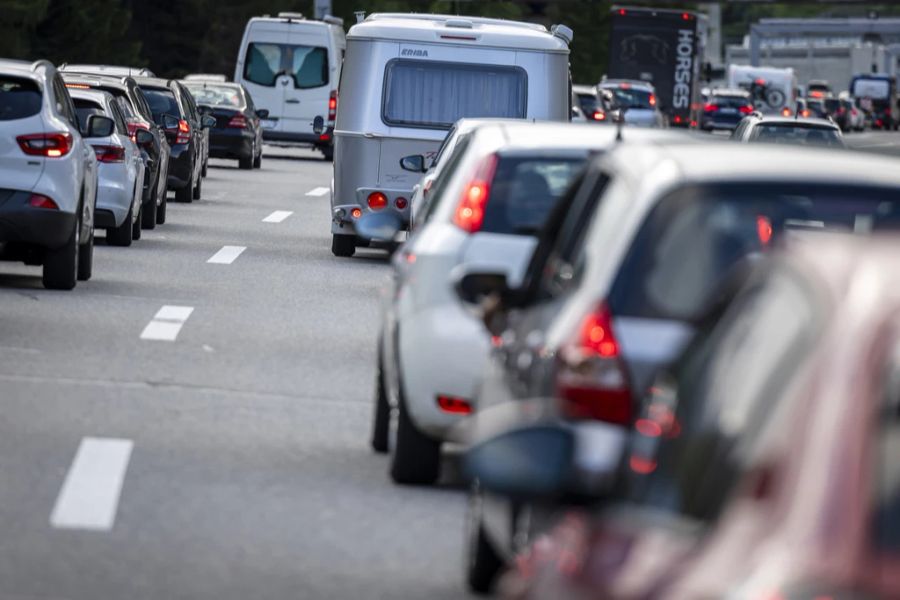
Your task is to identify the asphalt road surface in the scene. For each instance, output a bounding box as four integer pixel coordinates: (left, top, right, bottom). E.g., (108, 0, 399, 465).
(0, 148, 472, 600)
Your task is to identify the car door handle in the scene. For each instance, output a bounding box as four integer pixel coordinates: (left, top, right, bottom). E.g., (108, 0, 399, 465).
(286, 99, 300, 104)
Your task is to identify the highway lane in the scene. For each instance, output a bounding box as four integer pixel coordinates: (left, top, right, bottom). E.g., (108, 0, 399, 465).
(0, 148, 472, 600)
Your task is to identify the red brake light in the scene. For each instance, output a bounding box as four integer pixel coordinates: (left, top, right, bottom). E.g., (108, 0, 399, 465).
(781, 107, 792, 117)
(367, 192, 388, 211)
(227, 114, 247, 129)
(395, 197, 408, 210)
(16, 132, 73, 158)
(171, 118, 191, 144)
(648, 94, 656, 107)
(28, 193, 59, 210)
(453, 154, 498, 233)
(328, 90, 338, 122)
(704, 103, 718, 113)
(756, 215, 773, 246)
(618, 8, 626, 15)
(673, 115, 683, 123)
(592, 110, 607, 121)
(682, 12, 691, 20)
(92, 144, 125, 163)
(810, 90, 824, 98)
(800, 109, 811, 118)
(556, 302, 632, 425)
(436, 395, 472, 415)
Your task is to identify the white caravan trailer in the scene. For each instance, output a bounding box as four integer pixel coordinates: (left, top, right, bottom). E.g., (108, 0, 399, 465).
(234, 13, 345, 159)
(330, 13, 573, 257)
(727, 64, 797, 115)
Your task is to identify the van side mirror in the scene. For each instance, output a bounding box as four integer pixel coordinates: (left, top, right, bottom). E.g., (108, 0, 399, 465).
(84, 114, 115, 138)
(256, 109, 270, 119)
(135, 129, 154, 146)
(312, 115, 325, 135)
(399, 154, 427, 173)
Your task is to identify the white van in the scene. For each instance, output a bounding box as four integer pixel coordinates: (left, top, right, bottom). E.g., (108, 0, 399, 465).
(234, 12, 345, 160)
(330, 13, 573, 257)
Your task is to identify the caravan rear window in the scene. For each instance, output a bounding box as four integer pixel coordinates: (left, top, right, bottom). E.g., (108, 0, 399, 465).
(244, 43, 328, 89)
(382, 59, 527, 129)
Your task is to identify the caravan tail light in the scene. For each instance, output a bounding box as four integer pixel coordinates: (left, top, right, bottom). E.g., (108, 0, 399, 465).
(367, 192, 388, 211)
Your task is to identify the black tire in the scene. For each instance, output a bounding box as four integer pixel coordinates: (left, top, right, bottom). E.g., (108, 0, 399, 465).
(132, 204, 142, 240)
(390, 386, 441, 485)
(43, 221, 79, 290)
(321, 145, 334, 162)
(192, 173, 202, 200)
(371, 347, 391, 454)
(201, 160, 208, 177)
(175, 178, 193, 203)
(156, 191, 167, 224)
(107, 204, 133, 247)
(239, 153, 253, 170)
(253, 151, 262, 169)
(141, 195, 157, 230)
(77, 229, 93, 282)
(466, 489, 504, 594)
(331, 234, 355, 257)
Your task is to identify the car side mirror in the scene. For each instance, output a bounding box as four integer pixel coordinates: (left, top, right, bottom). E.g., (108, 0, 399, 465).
(135, 129, 154, 146)
(256, 109, 270, 119)
(201, 115, 216, 129)
(399, 154, 427, 173)
(454, 269, 510, 305)
(312, 115, 325, 135)
(162, 113, 180, 129)
(464, 413, 627, 501)
(84, 114, 115, 138)
(355, 211, 402, 242)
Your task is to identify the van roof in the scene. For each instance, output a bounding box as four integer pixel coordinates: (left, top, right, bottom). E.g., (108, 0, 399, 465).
(247, 15, 343, 32)
(348, 13, 569, 52)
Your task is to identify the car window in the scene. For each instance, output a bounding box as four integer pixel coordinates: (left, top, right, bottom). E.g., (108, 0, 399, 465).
(244, 43, 328, 89)
(382, 60, 527, 129)
(711, 95, 751, 109)
(72, 98, 105, 131)
(141, 87, 181, 123)
(290, 46, 328, 89)
(609, 182, 900, 322)
(749, 123, 843, 147)
(481, 156, 586, 236)
(0, 75, 42, 121)
(432, 125, 458, 167)
(184, 83, 244, 108)
(627, 267, 818, 523)
(108, 99, 128, 134)
(115, 95, 136, 121)
(603, 86, 655, 109)
(416, 134, 472, 227)
(53, 75, 77, 126)
(178, 85, 199, 121)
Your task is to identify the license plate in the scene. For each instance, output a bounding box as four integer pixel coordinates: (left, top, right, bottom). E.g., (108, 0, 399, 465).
(719, 108, 737, 114)
(261, 119, 277, 130)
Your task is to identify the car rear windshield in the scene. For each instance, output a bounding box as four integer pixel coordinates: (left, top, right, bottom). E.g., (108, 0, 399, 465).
(382, 60, 527, 129)
(482, 156, 585, 235)
(604, 87, 654, 109)
(73, 98, 105, 132)
(577, 93, 598, 114)
(0, 76, 42, 121)
(609, 182, 900, 321)
(750, 123, 842, 147)
(184, 83, 244, 108)
(141, 87, 181, 122)
(711, 95, 751, 108)
(824, 98, 840, 112)
(244, 43, 328, 89)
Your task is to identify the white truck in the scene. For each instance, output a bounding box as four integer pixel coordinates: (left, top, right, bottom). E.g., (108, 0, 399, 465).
(727, 64, 797, 115)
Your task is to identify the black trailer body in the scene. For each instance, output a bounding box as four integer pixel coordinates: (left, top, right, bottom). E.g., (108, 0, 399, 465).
(607, 6, 707, 127)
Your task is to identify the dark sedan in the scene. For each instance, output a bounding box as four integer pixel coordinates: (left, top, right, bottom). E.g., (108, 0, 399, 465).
(134, 77, 213, 203)
(181, 80, 265, 170)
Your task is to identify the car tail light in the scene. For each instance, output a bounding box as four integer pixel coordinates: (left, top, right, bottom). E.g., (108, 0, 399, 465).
(556, 302, 632, 425)
(703, 103, 718, 113)
(328, 90, 337, 123)
(800, 109, 811, 118)
(28, 193, 58, 209)
(175, 119, 191, 144)
(591, 110, 606, 121)
(227, 114, 247, 129)
(673, 115, 683, 124)
(876, 118, 884, 128)
(367, 192, 387, 211)
(739, 105, 754, 114)
(395, 197, 408, 210)
(453, 153, 498, 233)
(92, 144, 126, 163)
(756, 215, 773, 246)
(648, 94, 657, 107)
(64, 83, 91, 90)
(781, 107, 792, 117)
(436, 395, 472, 415)
(16, 132, 73, 157)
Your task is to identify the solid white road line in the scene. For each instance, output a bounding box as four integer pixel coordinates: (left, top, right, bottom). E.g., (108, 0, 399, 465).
(207, 245, 246, 264)
(140, 305, 194, 341)
(305, 187, 329, 197)
(262, 210, 293, 223)
(50, 437, 133, 531)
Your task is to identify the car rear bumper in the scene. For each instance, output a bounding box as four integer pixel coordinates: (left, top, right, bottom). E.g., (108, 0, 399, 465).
(208, 130, 254, 159)
(96, 169, 134, 227)
(262, 128, 332, 146)
(0, 189, 76, 249)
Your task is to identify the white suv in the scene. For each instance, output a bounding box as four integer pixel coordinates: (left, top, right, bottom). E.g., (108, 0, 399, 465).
(0, 59, 98, 289)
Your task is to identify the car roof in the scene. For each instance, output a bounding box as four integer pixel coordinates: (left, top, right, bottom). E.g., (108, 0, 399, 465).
(0, 59, 53, 78)
(572, 84, 597, 95)
(606, 140, 900, 189)
(60, 73, 132, 89)
(710, 88, 750, 97)
(61, 64, 155, 77)
(751, 116, 838, 129)
(181, 80, 242, 91)
(599, 79, 655, 91)
(133, 76, 176, 89)
(475, 121, 698, 152)
(348, 13, 568, 52)
(67, 88, 115, 104)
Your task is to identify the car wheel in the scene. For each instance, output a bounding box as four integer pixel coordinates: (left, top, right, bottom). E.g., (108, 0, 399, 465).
(132, 204, 142, 240)
(331, 234, 355, 257)
(156, 189, 167, 224)
(107, 203, 133, 247)
(192, 172, 202, 200)
(77, 229, 93, 282)
(238, 153, 253, 170)
(43, 220, 79, 290)
(321, 145, 334, 162)
(201, 160, 208, 177)
(141, 194, 157, 230)
(390, 383, 441, 485)
(466, 485, 504, 594)
(253, 151, 262, 169)
(175, 177, 193, 203)
(371, 346, 391, 454)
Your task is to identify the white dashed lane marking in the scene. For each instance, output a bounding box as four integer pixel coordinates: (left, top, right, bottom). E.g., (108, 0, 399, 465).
(305, 187, 329, 197)
(262, 210, 293, 223)
(207, 245, 246, 264)
(50, 437, 133, 531)
(139, 305, 195, 341)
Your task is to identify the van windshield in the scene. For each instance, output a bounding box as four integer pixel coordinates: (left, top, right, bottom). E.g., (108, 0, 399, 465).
(244, 43, 328, 89)
(383, 60, 527, 129)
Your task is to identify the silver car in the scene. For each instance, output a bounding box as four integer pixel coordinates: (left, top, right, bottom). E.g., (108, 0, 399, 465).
(598, 78, 666, 127)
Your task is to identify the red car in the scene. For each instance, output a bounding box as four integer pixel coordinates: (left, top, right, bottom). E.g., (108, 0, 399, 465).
(500, 236, 900, 600)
